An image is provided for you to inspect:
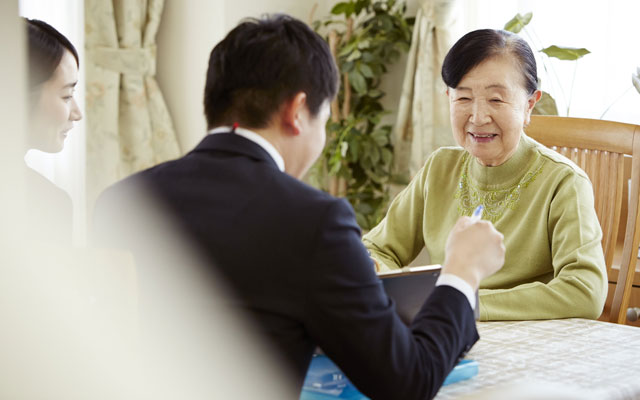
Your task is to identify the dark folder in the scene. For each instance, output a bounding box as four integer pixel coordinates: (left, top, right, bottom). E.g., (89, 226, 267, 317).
(378, 265, 441, 325)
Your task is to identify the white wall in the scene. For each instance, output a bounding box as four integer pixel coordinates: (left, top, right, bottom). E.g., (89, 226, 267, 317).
(156, 0, 226, 152)
(157, 0, 334, 153)
(224, 0, 332, 28)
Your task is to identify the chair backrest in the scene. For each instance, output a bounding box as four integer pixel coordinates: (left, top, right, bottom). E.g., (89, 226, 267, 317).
(525, 115, 640, 324)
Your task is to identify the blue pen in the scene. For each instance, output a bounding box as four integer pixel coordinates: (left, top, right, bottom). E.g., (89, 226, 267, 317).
(471, 205, 484, 221)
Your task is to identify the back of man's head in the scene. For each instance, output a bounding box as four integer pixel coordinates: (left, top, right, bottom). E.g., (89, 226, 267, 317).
(203, 14, 339, 130)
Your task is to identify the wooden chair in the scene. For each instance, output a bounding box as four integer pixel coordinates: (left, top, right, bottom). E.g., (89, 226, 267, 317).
(525, 115, 640, 324)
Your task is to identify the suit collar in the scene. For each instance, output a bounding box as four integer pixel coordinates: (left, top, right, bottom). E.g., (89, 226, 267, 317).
(191, 132, 281, 171)
(208, 126, 285, 171)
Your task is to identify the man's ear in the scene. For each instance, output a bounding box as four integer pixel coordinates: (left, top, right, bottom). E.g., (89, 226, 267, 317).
(281, 92, 307, 136)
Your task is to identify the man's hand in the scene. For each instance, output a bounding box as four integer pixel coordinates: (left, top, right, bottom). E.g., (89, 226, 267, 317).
(442, 216, 505, 290)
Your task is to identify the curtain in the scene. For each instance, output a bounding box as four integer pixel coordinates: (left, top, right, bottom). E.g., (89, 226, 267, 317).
(85, 0, 180, 212)
(392, 0, 459, 182)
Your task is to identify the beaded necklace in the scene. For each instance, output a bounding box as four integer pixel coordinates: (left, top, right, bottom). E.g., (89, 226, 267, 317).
(454, 152, 544, 221)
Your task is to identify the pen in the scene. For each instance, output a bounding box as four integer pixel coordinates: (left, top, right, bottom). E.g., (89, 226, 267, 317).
(470, 205, 483, 320)
(470, 205, 484, 222)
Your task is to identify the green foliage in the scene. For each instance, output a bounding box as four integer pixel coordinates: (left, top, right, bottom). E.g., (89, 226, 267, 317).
(503, 12, 532, 34)
(310, 0, 413, 230)
(503, 12, 590, 116)
(540, 45, 590, 61)
(531, 91, 558, 115)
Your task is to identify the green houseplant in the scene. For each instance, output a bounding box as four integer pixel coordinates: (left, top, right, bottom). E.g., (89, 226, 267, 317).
(504, 12, 590, 116)
(309, 0, 413, 230)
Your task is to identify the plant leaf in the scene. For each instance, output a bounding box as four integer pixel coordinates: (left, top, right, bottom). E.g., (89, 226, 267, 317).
(359, 63, 374, 78)
(380, 15, 393, 31)
(371, 129, 388, 146)
(354, 0, 368, 16)
(367, 89, 383, 98)
(532, 91, 558, 115)
(347, 49, 362, 62)
(349, 139, 359, 162)
(381, 148, 393, 166)
(633, 68, 640, 94)
(329, 159, 341, 176)
(340, 141, 349, 157)
(357, 39, 371, 49)
(504, 12, 532, 33)
(355, 212, 367, 229)
(349, 71, 367, 94)
(341, 61, 355, 73)
(370, 145, 381, 164)
(331, 2, 354, 16)
(359, 202, 374, 214)
(361, 51, 375, 63)
(540, 45, 590, 60)
(338, 42, 358, 58)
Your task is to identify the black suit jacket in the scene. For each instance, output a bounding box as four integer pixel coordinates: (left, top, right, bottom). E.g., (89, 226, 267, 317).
(95, 132, 478, 399)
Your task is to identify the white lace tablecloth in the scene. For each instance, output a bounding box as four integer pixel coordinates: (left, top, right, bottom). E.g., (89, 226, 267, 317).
(435, 319, 640, 399)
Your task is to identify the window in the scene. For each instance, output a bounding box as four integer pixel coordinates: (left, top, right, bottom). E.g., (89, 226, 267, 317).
(461, 0, 640, 125)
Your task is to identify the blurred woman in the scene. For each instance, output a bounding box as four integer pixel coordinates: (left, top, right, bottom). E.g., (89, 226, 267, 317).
(24, 18, 82, 243)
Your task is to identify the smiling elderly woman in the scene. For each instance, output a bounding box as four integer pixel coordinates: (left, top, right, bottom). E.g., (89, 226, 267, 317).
(364, 29, 607, 321)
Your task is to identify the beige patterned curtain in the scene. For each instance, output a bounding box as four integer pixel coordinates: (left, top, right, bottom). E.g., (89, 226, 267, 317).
(85, 0, 180, 210)
(392, 0, 459, 182)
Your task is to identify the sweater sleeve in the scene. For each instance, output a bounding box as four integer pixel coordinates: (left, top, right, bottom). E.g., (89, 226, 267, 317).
(363, 157, 432, 271)
(479, 173, 608, 320)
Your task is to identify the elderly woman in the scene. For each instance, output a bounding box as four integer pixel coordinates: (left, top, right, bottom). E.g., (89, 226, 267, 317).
(364, 29, 607, 321)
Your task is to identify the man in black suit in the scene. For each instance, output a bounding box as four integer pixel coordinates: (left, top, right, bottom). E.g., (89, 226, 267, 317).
(95, 14, 505, 399)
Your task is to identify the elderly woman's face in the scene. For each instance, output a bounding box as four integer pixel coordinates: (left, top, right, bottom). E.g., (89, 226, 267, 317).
(448, 55, 539, 166)
(29, 50, 82, 153)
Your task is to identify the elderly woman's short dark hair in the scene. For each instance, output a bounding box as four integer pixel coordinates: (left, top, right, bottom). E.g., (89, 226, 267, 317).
(441, 29, 538, 96)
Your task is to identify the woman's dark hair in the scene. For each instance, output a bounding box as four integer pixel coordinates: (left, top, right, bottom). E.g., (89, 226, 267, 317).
(441, 29, 538, 95)
(203, 14, 339, 129)
(25, 18, 79, 91)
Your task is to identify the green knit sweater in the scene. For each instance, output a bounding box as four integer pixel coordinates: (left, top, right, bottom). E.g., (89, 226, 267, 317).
(364, 134, 607, 321)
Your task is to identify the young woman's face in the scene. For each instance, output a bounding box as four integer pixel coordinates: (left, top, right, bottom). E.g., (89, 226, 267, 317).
(29, 50, 82, 153)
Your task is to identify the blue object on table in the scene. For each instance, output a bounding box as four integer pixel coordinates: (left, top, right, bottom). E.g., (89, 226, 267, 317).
(299, 354, 478, 400)
(300, 354, 368, 400)
(442, 359, 479, 386)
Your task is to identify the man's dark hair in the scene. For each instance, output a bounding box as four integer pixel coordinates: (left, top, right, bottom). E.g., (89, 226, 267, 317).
(25, 18, 79, 91)
(203, 14, 339, 129)
(441, 29, 538, 96)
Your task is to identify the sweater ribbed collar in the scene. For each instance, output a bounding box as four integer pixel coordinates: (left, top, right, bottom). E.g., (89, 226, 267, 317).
(467, 133, 537, 189)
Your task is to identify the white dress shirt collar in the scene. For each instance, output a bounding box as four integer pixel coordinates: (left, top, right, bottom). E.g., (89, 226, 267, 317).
(208, 126, 285, 172)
